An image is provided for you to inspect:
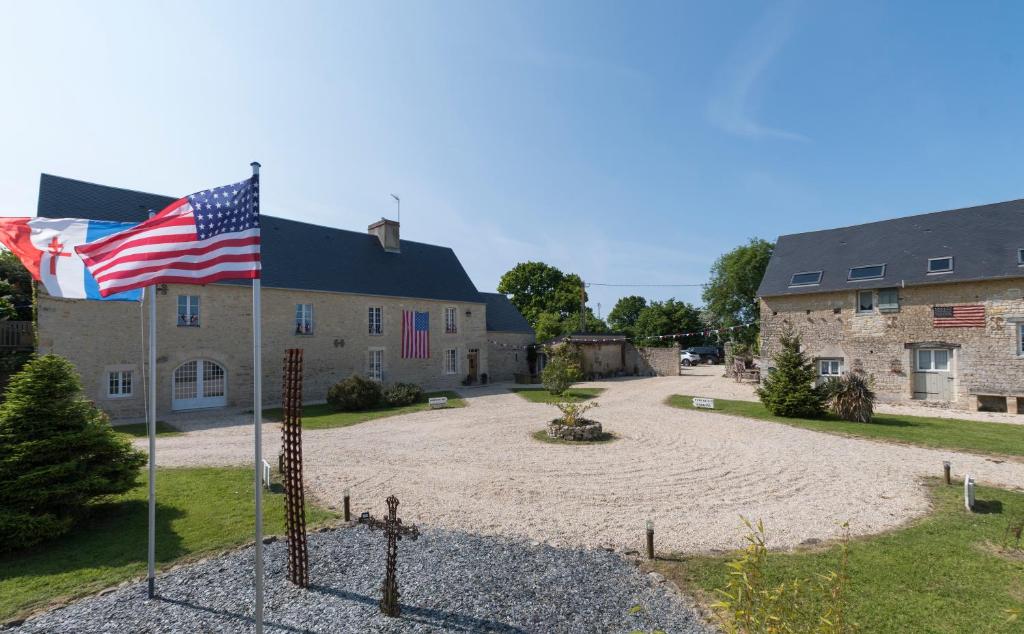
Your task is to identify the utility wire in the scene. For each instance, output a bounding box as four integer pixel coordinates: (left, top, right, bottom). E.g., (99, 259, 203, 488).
(585, 282, 708, 288)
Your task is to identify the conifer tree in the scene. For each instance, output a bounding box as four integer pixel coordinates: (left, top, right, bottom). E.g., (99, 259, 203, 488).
(756, 328, 824, 418)
(0, 355, 145, 551)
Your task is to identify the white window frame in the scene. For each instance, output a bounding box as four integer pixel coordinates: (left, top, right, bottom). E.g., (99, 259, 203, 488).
(177, 295, 200, 327)
(856, 290, 874, 314)
(367, 347, 384, 381)
(819, 358, 842, 378)
(444, 306, 457, 334)
(916, 349, 950, 372)
(443, 348, 458, 375)
(108, 369, 133, 398)
(848, 264, 886, 282)
(368, 306, 383, 336)
(295, 303, 314, 335)
(927, 256, 954, 274)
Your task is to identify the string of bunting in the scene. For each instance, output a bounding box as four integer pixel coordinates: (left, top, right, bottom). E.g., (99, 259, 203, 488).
(483, 321, 759, 350)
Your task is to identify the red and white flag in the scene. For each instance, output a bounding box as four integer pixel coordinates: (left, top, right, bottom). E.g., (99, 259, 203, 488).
(76, 176, 260, 297)
(932, 305, 986, 328)
(401, 310, 430, 358)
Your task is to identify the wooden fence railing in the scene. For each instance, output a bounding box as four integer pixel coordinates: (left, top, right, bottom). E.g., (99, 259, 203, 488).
(0, 321, 34, 350)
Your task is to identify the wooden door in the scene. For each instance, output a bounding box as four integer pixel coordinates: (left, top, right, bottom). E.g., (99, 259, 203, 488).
(912, 348, 954, 401)
(467, 350, 479, 382)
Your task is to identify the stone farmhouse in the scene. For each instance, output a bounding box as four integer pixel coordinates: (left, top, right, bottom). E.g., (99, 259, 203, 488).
(757, 199, 1024, 413)
(34, 174, 534, 419)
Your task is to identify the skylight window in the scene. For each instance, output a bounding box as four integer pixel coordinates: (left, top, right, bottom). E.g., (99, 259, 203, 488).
(1019, 248, 1024, 266)
(847, 264, 886, 281)
(789, 271, 823, 287)
(927, 256, 953, 274)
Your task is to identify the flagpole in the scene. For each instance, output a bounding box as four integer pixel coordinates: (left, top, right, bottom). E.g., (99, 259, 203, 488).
(250, 161, 264, 634)
(146, 212, 157, 600)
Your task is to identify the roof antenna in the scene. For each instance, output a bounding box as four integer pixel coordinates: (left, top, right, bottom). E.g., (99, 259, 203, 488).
(390, 194, 400, 224)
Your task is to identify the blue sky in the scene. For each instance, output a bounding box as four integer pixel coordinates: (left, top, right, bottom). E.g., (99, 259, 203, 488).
(1, 1, 1022, 313)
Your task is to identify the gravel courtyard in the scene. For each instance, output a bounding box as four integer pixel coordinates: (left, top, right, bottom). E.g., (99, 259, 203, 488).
(11, 525, 710, 634)
(142, 367, 1024, 553)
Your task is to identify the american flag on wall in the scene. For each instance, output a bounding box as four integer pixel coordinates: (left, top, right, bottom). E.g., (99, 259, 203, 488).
(76, 176, 260, 296)
(402, 310, 430, 358)
(933, 305, 986, 328)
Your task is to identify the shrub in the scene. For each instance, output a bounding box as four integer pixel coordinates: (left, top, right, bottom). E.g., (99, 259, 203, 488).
(384, 382, 424, 407)
(712, 518, 853, 634)
(822, 371, 876, 423)
(326, 375, 383, 411)
(756, 328, 825, 418)
(542, 342, 582, 395)
(553, 401, 599, 426)
(0, 354, 146, 552)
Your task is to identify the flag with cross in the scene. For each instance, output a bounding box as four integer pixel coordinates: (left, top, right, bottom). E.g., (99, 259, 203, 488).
(0, 217, 142, 300)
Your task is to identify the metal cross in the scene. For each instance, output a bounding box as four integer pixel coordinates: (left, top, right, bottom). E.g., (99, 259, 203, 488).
(359, 495, 420, 617)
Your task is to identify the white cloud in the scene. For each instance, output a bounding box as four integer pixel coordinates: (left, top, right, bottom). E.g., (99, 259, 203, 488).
(707, 0, 808, 142)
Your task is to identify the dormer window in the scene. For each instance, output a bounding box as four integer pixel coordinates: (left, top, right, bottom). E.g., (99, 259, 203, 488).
(848, 264, 885, 281)
(927, 257, 953, 274)
(789, 271, 822, 287)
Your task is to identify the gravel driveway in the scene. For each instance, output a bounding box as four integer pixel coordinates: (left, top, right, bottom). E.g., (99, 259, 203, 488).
(140, 368, 1024, 553)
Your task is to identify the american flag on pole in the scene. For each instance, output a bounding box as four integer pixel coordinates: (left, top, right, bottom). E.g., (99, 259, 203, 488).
(933, 305, 986, 328)
(76, 176, 260, 297)
(402, 310, 430, 358)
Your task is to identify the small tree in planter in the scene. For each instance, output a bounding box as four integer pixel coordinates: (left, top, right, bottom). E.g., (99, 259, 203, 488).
(0, 354, 146, 552)
(756, 328, 824, 418)
(547, 401, 602, 441)
(541, 342, 582, 396)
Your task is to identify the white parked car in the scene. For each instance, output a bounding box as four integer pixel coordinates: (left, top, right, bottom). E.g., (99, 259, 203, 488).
(680, 351, 702, 367)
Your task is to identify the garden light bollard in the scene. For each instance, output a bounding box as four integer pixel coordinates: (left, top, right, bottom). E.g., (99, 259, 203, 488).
(646, 520, 655, 560)
(343, 488, 351, 522)
(943, 461, 951, 485)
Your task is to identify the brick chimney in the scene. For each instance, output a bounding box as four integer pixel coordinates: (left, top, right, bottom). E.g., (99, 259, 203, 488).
(368, 218, 400, 253)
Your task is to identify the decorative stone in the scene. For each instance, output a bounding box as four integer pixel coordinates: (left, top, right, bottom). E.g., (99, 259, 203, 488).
(547, 420, 603, 441)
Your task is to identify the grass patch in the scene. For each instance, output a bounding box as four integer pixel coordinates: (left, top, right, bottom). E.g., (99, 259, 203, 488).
(0, 467, 335, 622)
(112, 421, 181, 438)
(510, 387, 604, 403)
(651, 481, 1024, 633)
(668, 394, 1024, 458)
(264, 390, 465, 430)
(530, 429, 618, 445)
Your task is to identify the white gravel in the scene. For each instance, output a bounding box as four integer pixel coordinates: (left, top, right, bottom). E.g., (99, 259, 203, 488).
(138, 367, 1024, 553)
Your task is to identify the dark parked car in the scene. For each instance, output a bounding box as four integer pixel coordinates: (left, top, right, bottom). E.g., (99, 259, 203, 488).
(684, 346, 723, 364)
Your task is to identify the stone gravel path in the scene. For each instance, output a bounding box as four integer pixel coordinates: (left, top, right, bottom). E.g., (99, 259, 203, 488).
(133, 368, 1024, 553)
(10, 526, 711, 633)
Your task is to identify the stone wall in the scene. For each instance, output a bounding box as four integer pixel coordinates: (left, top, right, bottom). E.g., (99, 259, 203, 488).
(760, 278, 1024, 410)
(625, 344, 680, 376)
(485, 332, 535, 383)
(580, 343, 625, 376)
(38, 284, 489, 418)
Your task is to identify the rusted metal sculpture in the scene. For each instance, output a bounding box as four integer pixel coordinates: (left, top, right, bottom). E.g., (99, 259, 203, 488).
(281, 348, 309, 587)
(359, 495, 420, 617)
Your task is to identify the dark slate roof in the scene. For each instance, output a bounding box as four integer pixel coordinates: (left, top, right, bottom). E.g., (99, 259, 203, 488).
(480, 293, 533, 334)
(757, 198, 1024, 298)
(36, 174, 484, 303)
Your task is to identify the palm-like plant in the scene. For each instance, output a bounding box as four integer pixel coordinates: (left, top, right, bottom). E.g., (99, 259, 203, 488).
(823, 371, 876, 423)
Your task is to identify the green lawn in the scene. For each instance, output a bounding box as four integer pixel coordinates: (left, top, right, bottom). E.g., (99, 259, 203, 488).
(652, 481, 1024, 633)
(530, 429, 618, 445)
(0, 467, 335, 622)
(263, 390, 465, 430)
(112, 421, 181, 438)
(510, 387, 605, 403)
(668, 394, 1024, 458)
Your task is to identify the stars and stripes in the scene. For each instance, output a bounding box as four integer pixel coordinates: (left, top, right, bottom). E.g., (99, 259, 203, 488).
(933, 305, 986, 328)
(76, 176, 260, 297)
(402, 310, 430, 358)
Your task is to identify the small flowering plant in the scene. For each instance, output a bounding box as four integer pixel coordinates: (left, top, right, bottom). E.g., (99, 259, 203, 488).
(552, 401, 599, 427)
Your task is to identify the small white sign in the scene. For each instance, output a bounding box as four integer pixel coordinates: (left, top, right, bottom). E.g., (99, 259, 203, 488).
(692, 397, 715, 409)
(262, 459, 272, 489)
(964, 474, 975, 511)
(428, 396, 449, 409)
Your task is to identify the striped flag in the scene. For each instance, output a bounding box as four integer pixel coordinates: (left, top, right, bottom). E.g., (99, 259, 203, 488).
(402, 310, 430, 358)
(76, 176, 260, 297)
(933, 305, 986, 328)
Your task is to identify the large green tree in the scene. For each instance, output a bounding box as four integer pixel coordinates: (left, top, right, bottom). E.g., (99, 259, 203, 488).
(606, 295, 647, 339)
(0, 251, 32, 321)
(634, 299, 704, 348)
(497, 262, 586, 326)
(702, 238, 774, 347)
(534, 309, 607, 342)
